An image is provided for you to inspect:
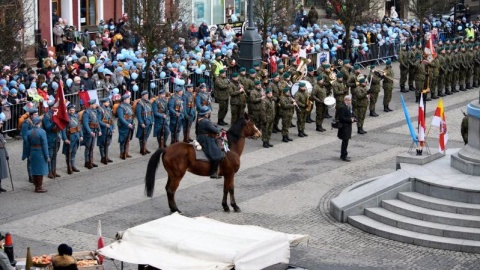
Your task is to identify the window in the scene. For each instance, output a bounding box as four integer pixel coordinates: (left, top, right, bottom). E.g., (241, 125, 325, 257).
(80, 0, 97, 26)
(52, 0, 61, 17)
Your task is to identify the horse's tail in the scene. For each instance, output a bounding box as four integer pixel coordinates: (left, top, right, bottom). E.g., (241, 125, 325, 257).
(145, 148, 166, 198)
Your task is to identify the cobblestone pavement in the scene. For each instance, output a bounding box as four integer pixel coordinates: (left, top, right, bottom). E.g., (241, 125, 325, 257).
(1, 63, 480, 269)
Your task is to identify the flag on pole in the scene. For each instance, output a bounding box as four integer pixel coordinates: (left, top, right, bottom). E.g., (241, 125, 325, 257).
(400, 95, 419, 146)
(418, 94, 426, 145)
(97, 220, 105, 264)
(431, 98, 448, 152)
(423, 32, 437, 62)
(52, 81, 69, 130)
(78, 90, 99, 108)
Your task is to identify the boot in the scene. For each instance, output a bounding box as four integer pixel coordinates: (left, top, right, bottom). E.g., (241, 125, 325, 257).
(302, 130, 308, 137)
(101, 157, 108, 165)
(473, 82, 478, 88)
(298, 130, 304, 137)
(210, 161, 221, 179)
(48, 171, 54, 179)
(120, 152, 126, 160)
(357, 127, 366, 134)
(409, 85, 415, 92)
(400, 86, 408, 93)
(282, 135, 289, 142)
(92, 163, 98, 167)
(54, 171, 61, 177)
(384, 105, 390, 112)
(72, 167, 80, 172)
(85, 162, 93, 169)
(452, 84, 459, 92)
(67, 161, 73, 175)
(445, 87, 451, 95)
(320, 125, 326, 131)
(316, 125, 324, 132)
(373, 111, 379, 117)
(387, 106, 393, 112)
(0, 184, 6, 192)
(306, 115, 313, 123)
(267, 141, 273, 147)
(369, 110, 378, 117)
(460, 84, 466, 91)
(467, 82, 472, 90)
(273, 125, 281, 133)
(34, 176, 47, 193)
(325, 111, 332, 118)
(361, 127, 367, 134)
(291, 123, 296, 127)
(28, 176, 33, 183)
(286, 135, 293, 141)
(415, 95, 420, 103)
(263, 141, 270, 148)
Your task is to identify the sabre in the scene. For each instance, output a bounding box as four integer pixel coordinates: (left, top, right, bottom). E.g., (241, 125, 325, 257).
(6, 159, 14, 191)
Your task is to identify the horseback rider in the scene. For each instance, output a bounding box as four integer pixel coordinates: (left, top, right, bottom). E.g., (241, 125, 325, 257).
(196, 106, 223, 179)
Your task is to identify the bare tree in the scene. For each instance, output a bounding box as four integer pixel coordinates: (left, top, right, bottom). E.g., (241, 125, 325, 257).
(0, 0, 35, 66)
(253, 0, 296, 50)
(329, 0, 384, 56)
(125, 0, 188, 88)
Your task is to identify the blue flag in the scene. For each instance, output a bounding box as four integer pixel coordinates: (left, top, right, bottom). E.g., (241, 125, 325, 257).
(400, 95, 419, 146)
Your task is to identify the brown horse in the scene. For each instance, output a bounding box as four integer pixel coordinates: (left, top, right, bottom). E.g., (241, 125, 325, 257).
(145, 114, 262, 213)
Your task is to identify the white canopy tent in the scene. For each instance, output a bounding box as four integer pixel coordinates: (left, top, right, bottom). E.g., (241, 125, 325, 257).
(98, 213, 308, 270)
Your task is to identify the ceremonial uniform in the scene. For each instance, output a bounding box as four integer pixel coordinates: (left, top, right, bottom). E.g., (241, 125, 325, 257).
(332, 77, 348, 116)
(249, 82, 263, 128)
(61, 110, 82, 173)
(25, 121, 49, 193)
(117, 98, 135, 159)
(437, 51, 446, 96)
(294, 83, 309, 137)
(279, 88, 295, 142)
(42, 110, 61, 178)
(310, 78, 327, 131)
(428, 57, 440, 99)
(152, 94, 170, 148)
(353, 82, 368, 134)
(444, 49, 453, 95)
(414, 59, 427, 102)
(97, 102, 115, 162)
(399, 47, 409, 92)
(261, 90, 275, 147)
(383, 64, 394, 111)
(407, 45, 417, 90)
(229, 76, 247, 124)
(182, 87, 196, 142)
(196, 107, 223, 178)
(195, 89, 212, 113)
(459, 48, 468, 91)
(466, 47, 474, 89)
(368, 70, 382, 116)
(168, 90, 185, 144)
(21, 113, 36, 182)
(474, 47, 480, 87)
(0, 129, 9, 192)
(451, 49, 460, 92)
(136, 95, 153, 155)
(214, 72, 230, 125)
(269, 77, 282, 131)
(82, 103, 100, 168)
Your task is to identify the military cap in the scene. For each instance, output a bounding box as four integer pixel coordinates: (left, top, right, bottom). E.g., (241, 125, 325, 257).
(198, 106, 211, 116)
(400, 43, 406, 47)
(248, 68, 256, 74)
(88, 99, 97, 105)
(219, 69, 226, 74)
(254, 80, 261, 85)
(175, 86, 184, 92)
(307, 66, 314, 72)
(186, 84, 193, 88)
(100, 97, 110, 103)
(278, 64, 285, 69)
(299, 82, 306, 87)
(265, 88, 272, 94)
(370, 64, 376, 69)
(386, 59, 392, 65)
(215, 52, 222, 57)
(359, 77, 366, 83)
(343, 59, 350, 64)
(317, 75, 324, 81)
(158, 88, 166, 94)
(32, 116, 42, 126)
(198, 78, 206, 84)
(253, 63, 260, 67)
(271, 72, 279, 78)
(67, 103, 76, 109)
(121, 94, 130, 101)
(337, 72, 344, 78)
(322, 63, 331, 69)
(239, 67, 246, 72)
(283, 87, 290, 93)
(231, 73, 239, 78)
(353, 64, 360, 70)
(283, 72, 290, 78)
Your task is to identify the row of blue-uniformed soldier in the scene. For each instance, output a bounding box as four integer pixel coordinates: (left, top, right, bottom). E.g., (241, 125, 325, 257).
(19, 83, 213, 192)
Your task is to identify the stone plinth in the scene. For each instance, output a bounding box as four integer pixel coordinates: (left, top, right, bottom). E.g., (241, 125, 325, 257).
(451, 102, 480, 176)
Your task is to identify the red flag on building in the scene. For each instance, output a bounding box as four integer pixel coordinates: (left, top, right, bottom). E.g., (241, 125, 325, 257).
(52, 81, 69, 130)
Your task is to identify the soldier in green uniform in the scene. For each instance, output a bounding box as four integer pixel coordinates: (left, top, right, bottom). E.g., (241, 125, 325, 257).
(333, 72, 348, 117)
(474, 43, 480, 87)
(310, 76, 327, 132)
(346, 64, 360, 92)
(279, 87, 296, 142)
(277, 64, 285, 77)
(459, 45, 468, 91)
(444, 46, 452, 95)
(339, 59, 351, 85)
(353, 77, 368, 134)
(368, 65, 382, 117)
(383, 59, 394, 111)
(294, 82, 309, 137)
(261, 88, 276, 148)
(214, 69, 230, 126)
(437, 47, 447, 97)
(269, 73, 282, 133)
(466, 45, 474, 89)
(429, 53, 440, 99)
(305, 66, 316, 86)
(408, 43, 417, 91)
(399, 44, 409, 92)
(238, 67, 248, 86)
(249, 80, 264, 128)
(413, 55, 427, 103)
(254, 63, 262, 81)
(451, 46, 460, 93)
(245, 68, 257, 113)
(228, 73, 247, 124)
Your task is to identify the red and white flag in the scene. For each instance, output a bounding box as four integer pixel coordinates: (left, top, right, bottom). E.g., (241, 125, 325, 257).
(97, 220, 105, 264)
(52, 81, 69, 130)
(424, 32, 437, 62)
(418, 94, 426, 145)
(78, 90, 99, 109)
(431, 99, 448, 152)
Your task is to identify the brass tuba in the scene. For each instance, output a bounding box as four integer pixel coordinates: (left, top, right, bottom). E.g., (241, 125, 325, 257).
(328, 70, 337, 84)
(292, 57, 310, 82)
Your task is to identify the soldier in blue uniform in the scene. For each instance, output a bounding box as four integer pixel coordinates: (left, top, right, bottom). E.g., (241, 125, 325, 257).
(43, 100, 62, 178)
(182, 84, 196, 142)
(196, 106, 223, 179)
(117, 93, 135, 159)
(152, 89, 170, 148)
(168, 86, 184, 144)
(195, 82, 212, 116)
(24, 117, 49, 193)
(82, 99, 101, 169)
(136, 90, 154, 155)
(97, 98, 115, 164)
(61, 104, 83, 174)
(21, 107, 38, 183)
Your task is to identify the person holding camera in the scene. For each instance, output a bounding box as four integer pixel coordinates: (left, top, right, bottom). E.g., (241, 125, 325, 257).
(337, 95, 356, 162)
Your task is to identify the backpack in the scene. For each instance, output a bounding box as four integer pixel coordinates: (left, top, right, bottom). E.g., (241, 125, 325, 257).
(78, 110, 85, 122)
(132, 98, 141, 117)
(112, 103, 120, 117)
(17, 113, 30, 130)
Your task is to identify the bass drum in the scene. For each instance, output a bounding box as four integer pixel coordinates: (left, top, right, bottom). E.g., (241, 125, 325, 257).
(290, 80, 313, 96)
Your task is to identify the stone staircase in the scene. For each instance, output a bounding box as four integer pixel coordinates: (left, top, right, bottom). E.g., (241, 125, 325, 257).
(349, 190, 480, 253)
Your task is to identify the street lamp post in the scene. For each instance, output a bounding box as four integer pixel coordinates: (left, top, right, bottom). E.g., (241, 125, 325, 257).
(238, 0, 262, 69)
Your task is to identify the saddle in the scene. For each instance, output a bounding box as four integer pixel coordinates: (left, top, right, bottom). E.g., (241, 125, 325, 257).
(190, 139, 226, 162)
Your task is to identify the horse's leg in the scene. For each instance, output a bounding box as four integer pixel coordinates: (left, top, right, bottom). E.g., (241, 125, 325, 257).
(222, 182, 230, 212)
(165, 176, 182, 213)
(225, 174, 241, 213)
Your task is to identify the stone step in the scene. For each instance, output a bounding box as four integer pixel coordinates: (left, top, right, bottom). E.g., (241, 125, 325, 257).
(348, 215, 480, 253)
(413, 178, 480, 204)
(399, 192, 480, 216)
(382, 200, 480, 228)
(365, 207, 480, 241)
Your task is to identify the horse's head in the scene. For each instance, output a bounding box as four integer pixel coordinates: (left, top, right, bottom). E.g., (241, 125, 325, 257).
(243, 113, 262, 139)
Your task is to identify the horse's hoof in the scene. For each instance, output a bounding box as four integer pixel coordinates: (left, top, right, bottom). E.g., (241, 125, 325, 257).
(232, 205, 241, 213)
(222, 204, 230, 212)
(171, 209, 182, 214)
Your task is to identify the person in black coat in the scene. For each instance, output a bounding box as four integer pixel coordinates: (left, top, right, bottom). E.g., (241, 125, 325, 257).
(52, 244, 78, 270)
(337, 95, 356, 162)
(196, 106, 223, 178)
